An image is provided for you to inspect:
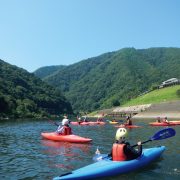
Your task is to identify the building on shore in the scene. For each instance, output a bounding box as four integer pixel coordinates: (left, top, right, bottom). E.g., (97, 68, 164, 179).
(159, 78, 180, 88)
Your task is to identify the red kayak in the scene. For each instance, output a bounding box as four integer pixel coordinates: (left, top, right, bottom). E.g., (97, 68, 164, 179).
(88, 122, 106, 125)
(70, 122, 89, 125)
(149, 122, 178, 126)
(71, 121, 105, 125)
(41, 132, 92, 143)
(115, 124, 142, 128)
(169, 121, 180, 125)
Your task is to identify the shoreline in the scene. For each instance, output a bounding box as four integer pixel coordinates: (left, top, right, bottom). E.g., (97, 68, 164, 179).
(132, 112, 180, 120)
(90, 101, 180, 120)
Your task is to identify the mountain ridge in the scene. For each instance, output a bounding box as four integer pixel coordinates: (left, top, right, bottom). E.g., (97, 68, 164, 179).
(34, 47, 180, 113)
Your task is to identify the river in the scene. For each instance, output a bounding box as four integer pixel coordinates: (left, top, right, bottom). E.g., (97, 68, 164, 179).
(0, 118, 179, 180)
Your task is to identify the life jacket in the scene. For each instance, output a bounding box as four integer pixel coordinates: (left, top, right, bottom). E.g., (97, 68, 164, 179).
(112, 143, 127, 161)
(62, 126, 72, 135)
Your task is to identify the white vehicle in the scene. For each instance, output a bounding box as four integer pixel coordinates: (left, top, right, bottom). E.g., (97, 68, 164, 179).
(162, 78, 179, 85)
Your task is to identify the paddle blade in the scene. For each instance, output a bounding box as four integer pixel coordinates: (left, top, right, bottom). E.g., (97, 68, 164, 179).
(49, 120, 59, 127)
(95, 147, 101, 155)
(151, 128, 176, 141)
(93, 154, 109, 162)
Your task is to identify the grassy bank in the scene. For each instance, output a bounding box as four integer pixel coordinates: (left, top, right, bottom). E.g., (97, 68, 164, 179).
(123, 85, 180, 106)
(88, 85, 180, 117)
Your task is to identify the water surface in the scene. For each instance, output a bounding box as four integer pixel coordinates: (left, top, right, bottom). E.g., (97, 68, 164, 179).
(0, 119, 179, 180)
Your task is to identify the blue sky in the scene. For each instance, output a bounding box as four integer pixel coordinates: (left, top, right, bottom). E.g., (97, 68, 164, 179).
(0, 0, 180, 72)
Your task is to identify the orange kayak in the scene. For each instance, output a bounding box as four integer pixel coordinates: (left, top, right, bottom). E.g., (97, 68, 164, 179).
(41, 132, 92, 143)
(149, 122, 178, 126)
(70, 122, 89, 125)
(88, 122, 106, 125)
(71, 121, 106, 125)
(169, 121, 180, 125)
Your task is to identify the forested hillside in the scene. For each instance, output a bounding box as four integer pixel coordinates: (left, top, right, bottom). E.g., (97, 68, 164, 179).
(0, 60, 73, 119)
(34, 47, 180, 113)
(34, 65, 66, 79)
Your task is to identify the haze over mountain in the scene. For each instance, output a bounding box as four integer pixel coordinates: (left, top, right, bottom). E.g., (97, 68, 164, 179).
(0, 60, 73, 119)
(34, 47, 180, 113)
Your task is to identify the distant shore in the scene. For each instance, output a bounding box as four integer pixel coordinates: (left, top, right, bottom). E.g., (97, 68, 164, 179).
(133, 101, 180, 120)
(90, 112, 180, 120)
(132, 112, 180, 120)
(90, 101, 180, 120)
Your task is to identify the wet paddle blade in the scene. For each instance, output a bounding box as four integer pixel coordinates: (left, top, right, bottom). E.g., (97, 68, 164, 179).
(151, 128, 176, 141)
(132, 128, 176, 147)
(49, 119, 59, 127)
(93, 154, 109, 161)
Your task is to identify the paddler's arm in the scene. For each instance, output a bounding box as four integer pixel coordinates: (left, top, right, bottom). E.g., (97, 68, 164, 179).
(125, 141, 142, 159)
(107, 147, 113, 157)
(56, 125, 64, 134)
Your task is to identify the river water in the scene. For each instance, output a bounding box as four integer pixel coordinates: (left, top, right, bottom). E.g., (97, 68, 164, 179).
(0, 119, 179, 180)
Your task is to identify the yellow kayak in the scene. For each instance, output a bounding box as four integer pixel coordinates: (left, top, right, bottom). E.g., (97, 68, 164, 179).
(109, 121, 119, 124)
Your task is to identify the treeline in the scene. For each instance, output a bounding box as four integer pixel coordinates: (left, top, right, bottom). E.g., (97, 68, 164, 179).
(0, 60, 73, 119)
(34, 47, 180, 113)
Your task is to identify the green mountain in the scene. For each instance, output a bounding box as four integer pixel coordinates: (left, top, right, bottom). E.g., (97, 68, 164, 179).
(34, 65, 66, 79)
(0, 59, 73, 119)
(34, 47, 180, 113)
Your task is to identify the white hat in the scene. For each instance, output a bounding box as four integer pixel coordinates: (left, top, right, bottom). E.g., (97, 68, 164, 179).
(62, 119, 69, 125)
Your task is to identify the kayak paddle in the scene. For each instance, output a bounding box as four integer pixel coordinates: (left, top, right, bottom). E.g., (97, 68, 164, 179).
(49, 119, 59, 127)
(132, 127, 176, 147)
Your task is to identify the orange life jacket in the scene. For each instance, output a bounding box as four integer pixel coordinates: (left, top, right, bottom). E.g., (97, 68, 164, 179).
(112, 143, 127, 161)
(62, 126, 72, 135)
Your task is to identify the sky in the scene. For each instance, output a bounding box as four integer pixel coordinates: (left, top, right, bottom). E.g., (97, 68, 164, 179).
(0, 0, 180, 72)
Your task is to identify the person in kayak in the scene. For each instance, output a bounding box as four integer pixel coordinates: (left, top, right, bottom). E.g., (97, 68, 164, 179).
(112, 118, 118, 123)
(156, 117, 161, 123)
(109, 127, 142, 161)
(162, 117, 169, 123)
(97, 116, 103, 122)
(77, 116, 83, 124)
(56, 116, 72, 135)
(124, 116, 132, 125)
(83, 114, 89, 122)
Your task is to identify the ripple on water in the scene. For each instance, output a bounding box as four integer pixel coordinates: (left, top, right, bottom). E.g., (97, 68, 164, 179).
(0, 119, 179, 180)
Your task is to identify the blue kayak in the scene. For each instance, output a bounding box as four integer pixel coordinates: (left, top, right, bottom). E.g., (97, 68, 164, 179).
(53, 146, 165, 180)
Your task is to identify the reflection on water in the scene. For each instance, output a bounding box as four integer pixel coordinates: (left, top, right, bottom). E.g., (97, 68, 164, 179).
(41, 140, 91, 170)
(41, 140, 90, 152)
(0, 119, 179, 180)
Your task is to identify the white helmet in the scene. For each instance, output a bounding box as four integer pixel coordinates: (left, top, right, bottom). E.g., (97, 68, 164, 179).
(62, 119, 69, 125)
(115, 128, 128, 141)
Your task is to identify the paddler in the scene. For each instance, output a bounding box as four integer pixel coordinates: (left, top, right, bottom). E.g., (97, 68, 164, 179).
(56, 115, 72, 135)
(109, 127, 142, 161)
(162, 117, 169, 123)
(83, 114, 89, 122)
(124, 116, 132, 125)
(77, 115, 83, 124)
(112, 118, 118, 123)
(156, 117, 161, 123)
